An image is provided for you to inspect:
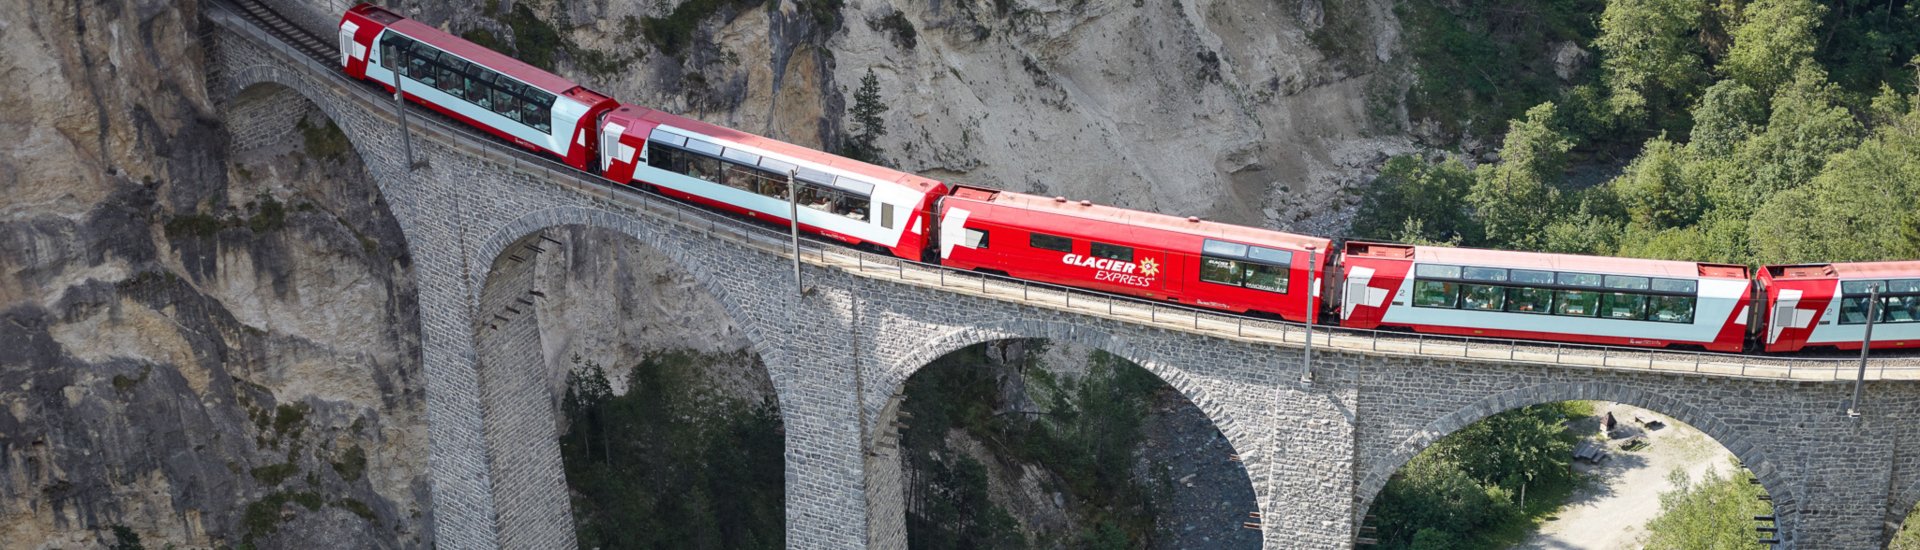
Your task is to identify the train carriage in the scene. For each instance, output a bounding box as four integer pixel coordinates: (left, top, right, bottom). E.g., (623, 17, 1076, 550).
(597, 105, 947, 261)
(936, 186, 1331, 322)
(1759, 261, 1920, 352)
(338, 4, 616, 170)
(1338, 241, 1751, 352)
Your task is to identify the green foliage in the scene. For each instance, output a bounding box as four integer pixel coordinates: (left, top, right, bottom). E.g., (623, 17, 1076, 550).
(332, 446, 367, 482)
(870, 9, 917, 50)
(247, 194, 285, 233)
(296, 117, 350, 162)
(561, 352, 784, 550)
(503, 3, 563, 70)
(1724, 0, 1826, 95)
(640, 0, 763, 57)
(460, 28, 504, 51)
(1469, 103, 1575, 249)
(272, 404, 306, 436)
(109, 525, 145, 550)
(1615, 137, 1704, 229)
(1369, 403, 1585, 549)
(902, 343, 1170, 548)
(1595, 0, 1706, 128)
(1352, 156, 1480, 243)
(336, 498, 376, 520)
(1687, 80, 1766, 155)
(241, 491, 324, 545)
(1749, 111, 1920, 263)
(250, 463, 300, 486)
(843, 68, 890, 165)
(164, 213, 226, 240)
(1396, 0, 1604, 137)
(1893, 502, 1920, 549)
(1641, 460, 1771, 549)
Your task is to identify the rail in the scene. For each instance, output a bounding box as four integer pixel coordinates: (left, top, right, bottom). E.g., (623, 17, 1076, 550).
(205, 0, 1920, 383)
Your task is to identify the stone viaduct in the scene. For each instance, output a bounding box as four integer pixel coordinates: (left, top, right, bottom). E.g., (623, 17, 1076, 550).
(203, 1, 1920, 547)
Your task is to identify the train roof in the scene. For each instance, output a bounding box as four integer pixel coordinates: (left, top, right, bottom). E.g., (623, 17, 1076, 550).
(382, 17, 587, 99)
(950, 186, 1330, 252)
(611, 104, 944, 193)
(1764, 261, 1920, 280)
(1345, 241, 1747, 279)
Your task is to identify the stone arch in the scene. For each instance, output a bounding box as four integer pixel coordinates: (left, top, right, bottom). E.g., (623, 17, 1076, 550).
(467, 207, 794, 546)
(1354, 381, 1792, 540)
(874, 321, 1244, 454)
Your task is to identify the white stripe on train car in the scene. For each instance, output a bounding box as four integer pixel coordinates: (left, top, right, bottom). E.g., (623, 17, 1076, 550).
(939, 208, 973, 260)
(1380, 274, 1746, 344)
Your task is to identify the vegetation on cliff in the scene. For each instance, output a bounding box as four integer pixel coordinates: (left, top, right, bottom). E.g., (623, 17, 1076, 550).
(560, 351, 784, 550)
(1364, 0, 1920, 265)
(1369, 403, 1588, 549)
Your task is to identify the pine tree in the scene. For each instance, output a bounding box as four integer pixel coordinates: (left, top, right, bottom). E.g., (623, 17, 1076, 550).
(846, 67, 890, 164)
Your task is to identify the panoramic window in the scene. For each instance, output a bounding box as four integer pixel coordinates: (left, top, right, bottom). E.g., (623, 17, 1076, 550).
(1462, 284, 1506, 311)
(1554, 290, 1600, 317)
(1239, 263, 1287, 292)
(1648, 295, 1696, 323)
(1412, 280, 1459, 308)
(1200, 258, 1239, 286)
(1505, 286, 1552, 314)
(1882, 295, 1920, 323)
(1601, 293, 1647, 320)
(1463, 267, 1508, 282)
(1416, 264, 1462, 279)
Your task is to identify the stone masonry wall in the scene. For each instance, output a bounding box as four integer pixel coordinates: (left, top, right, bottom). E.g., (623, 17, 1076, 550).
(206, 7, 1920, 548)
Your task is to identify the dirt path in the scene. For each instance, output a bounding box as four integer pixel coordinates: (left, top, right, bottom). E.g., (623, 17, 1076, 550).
(1514, 403, 1736, 550)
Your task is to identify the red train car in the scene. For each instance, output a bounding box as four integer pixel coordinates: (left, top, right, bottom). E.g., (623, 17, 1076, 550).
(1759, 261, 1920, 352)
(338, 4, 616, 170)
(596, 105, 947, 261)
(1338, 241, 1750, 352)
(935, 186, 1331, 322)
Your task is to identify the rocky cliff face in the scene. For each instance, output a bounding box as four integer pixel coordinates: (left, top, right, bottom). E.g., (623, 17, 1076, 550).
(290, 0, 1413, 234)
(0, 0, 428, 547)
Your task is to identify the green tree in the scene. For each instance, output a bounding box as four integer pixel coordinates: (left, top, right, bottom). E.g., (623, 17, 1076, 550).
(845, 67, 890, 165)
(1687, 80, 1765, 156)
(1722, 0, 1825, 95)
(1595, 0, 1705, 126)
(1749, 112, 1920, 263)
(1642, 460, 1771, 550)
(1470, 103, 1574, 249)
(1731, 64, 1864, 205)
(1614, 137, 1704, 229)
(1351, 155, 1481, 244)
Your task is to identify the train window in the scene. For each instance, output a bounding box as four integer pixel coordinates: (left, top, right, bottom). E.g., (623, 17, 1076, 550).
(1651, 278, 1696, 294)
(1412, 280, 1459, 308)
(684, 138, 724, 156)
(1241, 263, 1288, 293)
(1557, 272, 1602, 287)
(648, 128, 688, 147)
(719, 162, 758, 192)
(722, 147, 760, 166)
(497, 91, 521, 122)
(1090, 242, 1133, 263)
(1838, 296, 1874, 324)
(1505, 287, 1552, 314)
(1891, 279, 1920, 294)
(1463, 267, 1508, 282)
(1647, 295, 1696, 323)
(1203, 239, 1249, 258)
(758, 157, 797, 175)
(380, 36, 398, 68)
(1882, 295, 1920, 323)
(1553, 290, 1600, 317)
(1461, 284, 1506, 311)
(1415, 264, 1461, 279)
(646, 144, 682, 172)
(1247, 246, 1292, 266)
(797, 167, 834, 185)
(964, 228, 990, 248)
(758, 172, 789, 200)
(1601, 293, 1647, 320)
(685, 154, 720, 182)
(1200, 258, 1240, 286)
(436, 64, 459, 93)
(880, 204, 895, 229)
(1031, 233, 1072, 252)
(1511, 270, 1553, 285)
(1604, 275, 1651, 290)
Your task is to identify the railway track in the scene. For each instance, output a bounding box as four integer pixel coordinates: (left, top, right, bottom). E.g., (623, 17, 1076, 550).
(225, 0, 334, 62)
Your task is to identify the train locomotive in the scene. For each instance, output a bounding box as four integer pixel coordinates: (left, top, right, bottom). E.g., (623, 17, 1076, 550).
(339, 4, 1920, 355)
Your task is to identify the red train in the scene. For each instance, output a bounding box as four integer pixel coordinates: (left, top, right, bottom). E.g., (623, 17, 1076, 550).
(338, 4, 1919, 354)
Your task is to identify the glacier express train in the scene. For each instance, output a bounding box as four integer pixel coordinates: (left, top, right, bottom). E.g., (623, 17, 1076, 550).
(338, 4, 1919, 354)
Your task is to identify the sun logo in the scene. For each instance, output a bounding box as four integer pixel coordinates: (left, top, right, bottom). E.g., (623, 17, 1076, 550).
(1139, 257, 1160, 277)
